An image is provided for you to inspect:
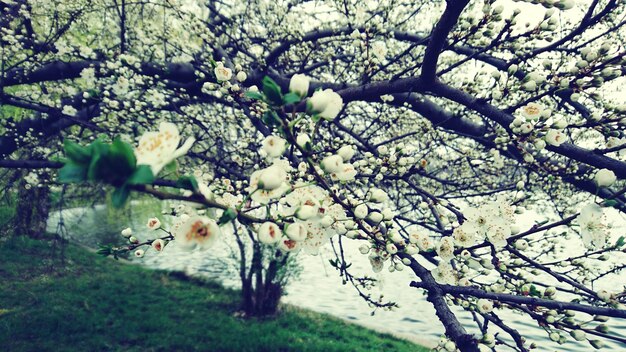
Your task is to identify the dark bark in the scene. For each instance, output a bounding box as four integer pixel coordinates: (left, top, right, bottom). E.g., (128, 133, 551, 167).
(239, 244, 284, 317)
(14, 176, 50, 239)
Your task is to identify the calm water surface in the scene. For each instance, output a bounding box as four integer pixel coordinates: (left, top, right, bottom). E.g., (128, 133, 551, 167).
(47, 204, 626, 351)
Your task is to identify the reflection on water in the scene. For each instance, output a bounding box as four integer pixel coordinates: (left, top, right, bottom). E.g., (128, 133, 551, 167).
(48, 205, 626, 351)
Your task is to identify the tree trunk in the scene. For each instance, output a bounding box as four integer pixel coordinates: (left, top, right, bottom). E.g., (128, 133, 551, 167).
(239, 244, 284, 317)
(15, 177, 50, 239)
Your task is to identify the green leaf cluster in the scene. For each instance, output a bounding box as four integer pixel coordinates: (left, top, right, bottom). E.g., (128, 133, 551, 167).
(58, 139, 155, 207)
(244, 76, 302, 107)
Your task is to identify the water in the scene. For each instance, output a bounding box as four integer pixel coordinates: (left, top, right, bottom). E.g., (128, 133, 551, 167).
(47, 204, 626, 351)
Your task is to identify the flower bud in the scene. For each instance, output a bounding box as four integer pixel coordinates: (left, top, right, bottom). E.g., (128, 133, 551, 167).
(121, 227, 133, 237)
(289, 74, 310, 97)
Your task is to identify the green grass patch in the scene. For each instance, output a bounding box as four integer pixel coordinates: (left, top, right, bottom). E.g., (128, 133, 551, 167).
(0, 237, 430, 352)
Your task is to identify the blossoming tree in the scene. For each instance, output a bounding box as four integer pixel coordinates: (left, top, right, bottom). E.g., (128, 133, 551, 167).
(1, 0, 626, 350)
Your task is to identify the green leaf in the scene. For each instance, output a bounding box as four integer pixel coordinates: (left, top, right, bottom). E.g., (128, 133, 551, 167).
(262, 76, 283, 105)
(127, 165, 155, 185)
(245, 91, 265, 101)
(110, 138, 137, 171)
(63, 140, 91, 165)
(86, 140, 107, 181)
(615, 236, 625, 248)
(161, 160, 178, 177)
(282, 92, 301, 105)
(89, 139, 136, 185)
(96, 245, 112, 257)
(529, 285, 542, 297)
(262, 111, 282, 127)
(176, 175, 199, 192)
(58, 162, 87, 183)
(311, 114, 322, 123)
(218, 208, 238, 225)
(602, 199, 618, 208)
(111, 185, 130, 208)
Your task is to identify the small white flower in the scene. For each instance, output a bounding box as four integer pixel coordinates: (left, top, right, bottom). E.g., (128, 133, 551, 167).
(386, 243, 398, 255)
(321, 155, 343, 173)
(594, 168, 616, 187)
(337, 145, 355, 161)
(431, 262, 456, 285)
(121, 227, 133, 237)
(410, 233, 433, 251)
(368, 188, 388, 203)
(597, 289, 612, 302)
(368, 211, 383, 224)
(476, 299, 493, 313)
(381, 208, 395, 220)
(248, 165, 290, 204)
(214, 63, 232, 81)
(405, 244, 419, 255)
(236, 71, 247, 82)
(453, 223, 476, 248)
(368, 253, 385, 273)
(262, 135, 287, 158)
(570, 330, 586, 341)
(146, 217, 161, 230)
(295, 204, 318, 220)
(578, 203, 609, 249)
(62, 105, 78, 117)
(520, 103, 543, 120)
(257, 165, 287, 190)
(258, 222, 282, 244)
(296, 134, 311, 148)
(278, 238, 300, 252)
(514, 239, 528, 250)
(320, 215, 334, 227)
(371, 41, 387, 60)
(309, 89, 343, 120)
(151, 238, 165, 252)
(289, 74, 310, 97)
(135, 122, 195, 176)
(335, 163, 357, 182)
(354, 204, 368, 219)
(436, 237, 455, 260)
(134, 249, 145, 258)
(285, 223, 307, 241)
(519, 122, 534, 134)
(485, 219, 511, 248)
(545, 129, 566, 146)
(174, 216, 221, 250)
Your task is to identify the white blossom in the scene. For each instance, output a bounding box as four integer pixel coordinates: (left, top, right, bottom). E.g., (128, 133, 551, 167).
(545, 129, 566, 146)
(214, 63, 232, 81)
(151, 238, 165, 252)
(262, 135, 287, 158)
(594, 168, 617, 187)
(337, 145, 355, 161)
(258, 222, 282, 244)
(146, 217, 161, 230)
(135, 122, 195, 176)
(476, 299, 493, 313)
(309, 89, 343, 120)
(121, 227, 133, 237)
(174, 216, 221, 250)
(578, 203, 609, 249)
(320, 155, 343, 173)
(289, 74, 310, 97)
(285, 222, 307, 241)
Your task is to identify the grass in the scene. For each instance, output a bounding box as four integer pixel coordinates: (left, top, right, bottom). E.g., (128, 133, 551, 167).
(0, 236, 430, 352)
